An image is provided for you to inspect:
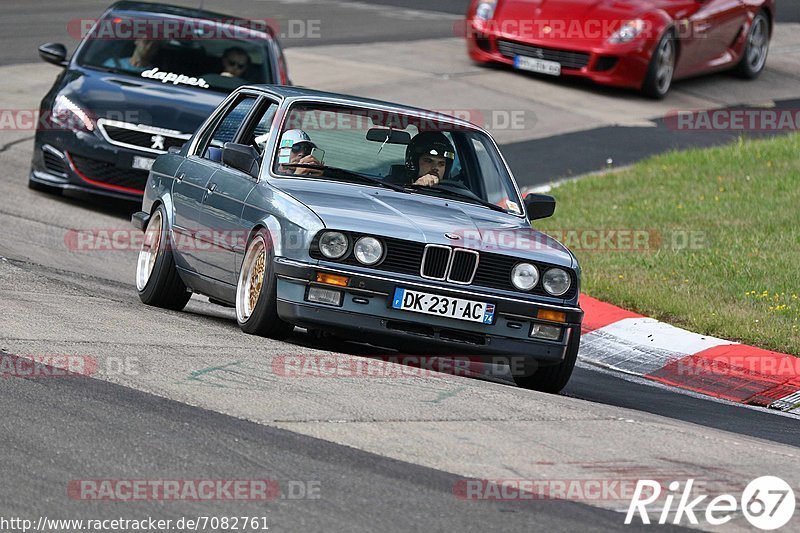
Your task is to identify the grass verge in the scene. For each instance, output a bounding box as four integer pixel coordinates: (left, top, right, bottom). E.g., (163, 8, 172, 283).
(536, 134, 800, 355)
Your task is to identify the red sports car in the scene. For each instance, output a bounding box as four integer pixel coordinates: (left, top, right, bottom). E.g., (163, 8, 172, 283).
(466, 0, 774, 98)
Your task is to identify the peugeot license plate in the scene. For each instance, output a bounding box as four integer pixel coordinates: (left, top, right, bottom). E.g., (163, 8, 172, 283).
(391, 288, 495, 324)
(132, 156, 155, 170)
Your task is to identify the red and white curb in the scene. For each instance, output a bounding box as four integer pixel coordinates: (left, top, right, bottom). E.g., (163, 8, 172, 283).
(580, 295, 800, 414)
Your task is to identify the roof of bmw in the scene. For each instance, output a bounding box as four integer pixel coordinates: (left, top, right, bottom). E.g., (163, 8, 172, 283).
(245, 85, 481, 130)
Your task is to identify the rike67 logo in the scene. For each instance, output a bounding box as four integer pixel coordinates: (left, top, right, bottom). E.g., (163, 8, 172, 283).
(626, 476, 796, 530)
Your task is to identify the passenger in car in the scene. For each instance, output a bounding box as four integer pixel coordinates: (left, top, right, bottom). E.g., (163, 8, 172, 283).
(104, 38, 161, 71)
(220, 46, 251, 78)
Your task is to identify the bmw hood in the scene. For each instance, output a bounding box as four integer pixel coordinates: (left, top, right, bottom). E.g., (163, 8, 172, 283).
(58, 67, 226, 134)
(273, 179, 575, 268)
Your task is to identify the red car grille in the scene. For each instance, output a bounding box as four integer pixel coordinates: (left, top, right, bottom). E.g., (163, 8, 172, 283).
(497, 40, 591, 70)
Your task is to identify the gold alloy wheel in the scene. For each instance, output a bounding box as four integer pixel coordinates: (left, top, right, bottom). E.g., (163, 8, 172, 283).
(236, 234, 268, 323)
(249, 251, 265, 312)
(135, 210, 163, 291)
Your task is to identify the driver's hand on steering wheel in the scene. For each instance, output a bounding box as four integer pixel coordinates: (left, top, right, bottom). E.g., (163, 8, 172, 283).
(293, 155, 323, 177)
(413, 173, 440, 187)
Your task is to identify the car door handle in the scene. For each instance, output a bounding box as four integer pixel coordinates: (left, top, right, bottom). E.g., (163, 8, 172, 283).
(176, 173, 185, 183)
(207, 183, 217, 194)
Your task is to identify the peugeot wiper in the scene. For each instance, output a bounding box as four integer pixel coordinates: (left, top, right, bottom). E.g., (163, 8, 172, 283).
(406, 184, 507, 212)
(282, 164, 408, 193)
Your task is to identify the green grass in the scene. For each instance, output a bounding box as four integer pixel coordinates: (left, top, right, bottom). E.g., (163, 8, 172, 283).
(536, 134, 800, 355)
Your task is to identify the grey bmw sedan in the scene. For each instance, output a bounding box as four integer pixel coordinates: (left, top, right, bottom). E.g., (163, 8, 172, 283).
(132, 85, 583, 392)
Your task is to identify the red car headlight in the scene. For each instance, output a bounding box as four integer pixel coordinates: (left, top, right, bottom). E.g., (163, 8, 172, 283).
(474, 0, 497, 21)
(608, 19, 647, 44)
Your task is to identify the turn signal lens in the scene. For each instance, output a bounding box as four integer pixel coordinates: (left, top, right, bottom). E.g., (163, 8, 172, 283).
(537, 309, 566, 323)
(316, 273, 349, 287)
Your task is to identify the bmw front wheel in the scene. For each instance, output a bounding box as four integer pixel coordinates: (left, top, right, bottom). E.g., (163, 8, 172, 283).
(236, 229, 294, 339)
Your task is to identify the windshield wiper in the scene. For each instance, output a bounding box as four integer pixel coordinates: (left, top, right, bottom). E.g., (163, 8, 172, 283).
(281, 164, 408, 193)
(405, 184, 507, 213)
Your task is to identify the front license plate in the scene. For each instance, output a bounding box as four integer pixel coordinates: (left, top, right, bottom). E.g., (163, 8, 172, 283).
(391, 288, 495, 324)
(514, 55, 561, 76)
(132, 156, 155, 170)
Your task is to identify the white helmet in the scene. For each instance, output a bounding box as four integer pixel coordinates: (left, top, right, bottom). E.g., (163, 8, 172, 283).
(278, 129, 316, 163)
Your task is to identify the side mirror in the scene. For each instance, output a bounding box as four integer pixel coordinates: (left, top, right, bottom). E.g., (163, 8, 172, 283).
(222, 142, 260, 178)
(39, 43, 68, 67)
(524, 193, 556, 221)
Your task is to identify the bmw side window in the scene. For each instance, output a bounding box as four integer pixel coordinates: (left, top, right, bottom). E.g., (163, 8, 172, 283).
(240, 101, 279, 156)
(196, 96, 257, 162)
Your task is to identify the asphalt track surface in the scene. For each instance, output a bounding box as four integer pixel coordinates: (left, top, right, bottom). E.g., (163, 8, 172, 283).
(1, 0, 799, 531)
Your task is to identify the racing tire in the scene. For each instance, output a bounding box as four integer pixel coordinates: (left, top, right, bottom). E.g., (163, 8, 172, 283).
(512, 333, 580, 393)
(642, 31, 676, 99)
(136, 204, 192, 311)
(734, 11, 770, 79)
(236, 229, 294, 339)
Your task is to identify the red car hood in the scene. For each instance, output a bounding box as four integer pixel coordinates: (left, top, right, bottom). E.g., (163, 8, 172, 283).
(494, 0, 655, 46)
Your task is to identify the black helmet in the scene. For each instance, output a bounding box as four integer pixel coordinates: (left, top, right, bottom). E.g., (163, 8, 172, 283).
(405, 132, 456, 179)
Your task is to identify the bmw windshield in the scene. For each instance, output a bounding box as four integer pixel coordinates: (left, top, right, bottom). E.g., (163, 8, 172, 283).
(272, 104, 525, 215)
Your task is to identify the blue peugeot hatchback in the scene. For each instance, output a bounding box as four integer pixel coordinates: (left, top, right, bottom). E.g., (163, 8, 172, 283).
(29, 1, 290, 199)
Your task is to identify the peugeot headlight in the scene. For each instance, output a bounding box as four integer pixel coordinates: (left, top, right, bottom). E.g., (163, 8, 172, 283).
(543, 268, 571, 296)
(511, 263, 539, 291)
(475, 0, 497, 21)
(608, 19, 646, 44)
(319, 231, 348, 259)
(51, 95, 95, 132)
(354, 236, 383, 265)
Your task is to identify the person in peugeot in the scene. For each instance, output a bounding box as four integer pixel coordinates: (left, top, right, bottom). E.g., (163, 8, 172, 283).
(405, 131, 456, 187)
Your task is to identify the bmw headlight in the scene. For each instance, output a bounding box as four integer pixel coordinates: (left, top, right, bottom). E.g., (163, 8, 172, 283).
(354, 236, 383, 265)
(511, 263, 539, 291)
(608, 19, 646, 44)
(475, 0, 497, 21)
(319, 231, 348, 259)
(543, 268, 571, 296)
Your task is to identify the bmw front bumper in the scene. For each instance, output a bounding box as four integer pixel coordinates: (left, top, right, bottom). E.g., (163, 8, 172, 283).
(274, 258, 582, 364)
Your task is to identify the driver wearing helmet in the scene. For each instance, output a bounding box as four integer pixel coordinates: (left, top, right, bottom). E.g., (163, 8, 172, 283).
(405, 132, 456, 187)
(276, 129, 322, 176)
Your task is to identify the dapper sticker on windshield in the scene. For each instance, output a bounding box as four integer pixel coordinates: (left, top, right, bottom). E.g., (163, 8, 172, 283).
(141, 68, 210, 89)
